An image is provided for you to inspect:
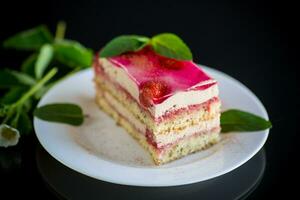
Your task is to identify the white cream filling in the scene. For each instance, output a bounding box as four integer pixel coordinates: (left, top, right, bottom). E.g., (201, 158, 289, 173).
(100, 58, 140, 100)
(100, 58, 219, 118)
(153, 84, 219, 118)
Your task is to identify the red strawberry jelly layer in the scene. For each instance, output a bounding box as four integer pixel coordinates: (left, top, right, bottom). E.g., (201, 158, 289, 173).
(105, 46, 215, 105)
(155, 97, 219, 123)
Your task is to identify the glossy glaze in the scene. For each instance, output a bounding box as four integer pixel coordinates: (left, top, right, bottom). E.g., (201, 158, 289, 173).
(107, 46, 214, 104)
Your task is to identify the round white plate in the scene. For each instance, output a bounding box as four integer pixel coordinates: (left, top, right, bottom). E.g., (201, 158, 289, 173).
(34, 66, 269, 187)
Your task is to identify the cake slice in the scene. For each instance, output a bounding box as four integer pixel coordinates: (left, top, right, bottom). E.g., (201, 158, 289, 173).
(93, 46, 221, 165)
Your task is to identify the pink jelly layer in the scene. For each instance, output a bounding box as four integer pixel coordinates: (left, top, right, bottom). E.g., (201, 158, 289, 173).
(99, 46, 215, 105)
(156, 96, 219, 123)
(101, 89, 219, 154)
(94, 64, 218, 121)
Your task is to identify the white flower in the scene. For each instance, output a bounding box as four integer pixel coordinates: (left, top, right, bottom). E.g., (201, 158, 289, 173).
(0, 124, 20, 147)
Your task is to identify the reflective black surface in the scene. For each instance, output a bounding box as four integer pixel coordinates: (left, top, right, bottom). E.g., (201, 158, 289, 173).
(0, 1, 298, 199)
(36, 145, 266, 200)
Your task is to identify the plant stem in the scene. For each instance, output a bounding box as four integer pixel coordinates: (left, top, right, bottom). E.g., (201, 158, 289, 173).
(55, 21, 66, 41)
(35, 67, 80, 99)
(11, 106, 22, 128)
(2, 68, 57, 124)
(14, 68, 58, 107)
(2, 108, 14, 124)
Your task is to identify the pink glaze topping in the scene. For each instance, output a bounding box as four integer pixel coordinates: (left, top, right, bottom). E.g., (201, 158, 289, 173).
(105, 46, 215, 107)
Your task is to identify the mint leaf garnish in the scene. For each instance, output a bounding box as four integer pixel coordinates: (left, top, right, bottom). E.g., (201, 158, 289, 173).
(221, 109, 272, 133)
(53, 40, 93, 68)
(0, 87, 27, 105)
(3, 25, 53, 50)
(21, 53, 37, 77)
(1, 22, 92, 147)
(99, 33, 192, 60)
(35, 44, 54, 79)
(34, 103, 84, 126)
(151, 33, 192, 60)
(0, 69, 36, 88)
(99, 35, 150, 58)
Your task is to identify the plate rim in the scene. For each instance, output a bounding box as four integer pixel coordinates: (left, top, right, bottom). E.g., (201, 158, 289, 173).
(34, 65, 269, 187)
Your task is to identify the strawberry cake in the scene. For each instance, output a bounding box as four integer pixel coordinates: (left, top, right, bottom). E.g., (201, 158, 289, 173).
(93, 46, 221, 165)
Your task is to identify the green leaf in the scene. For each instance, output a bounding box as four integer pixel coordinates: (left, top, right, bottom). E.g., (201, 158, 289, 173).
(221, 109, 272, 133)
(9, 70, 36, 86)
(0, 70, 20, 88)
(0, 124, 20, 147)
(3, 25, 53, 50)
(100, 35, 150, 58)
(21, 54, 37, 77)
(35, 44, 54, 79)
(0, 87, 28, 104)
(17, 112, 32, 135)
(53, 40, 93, 68)
(34, 103, 84, 126)
(0, 70, 36, 88)
(151, 33, 193, 60)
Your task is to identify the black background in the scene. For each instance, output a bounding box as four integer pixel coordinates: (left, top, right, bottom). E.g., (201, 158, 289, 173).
(0, 0, 299, 199)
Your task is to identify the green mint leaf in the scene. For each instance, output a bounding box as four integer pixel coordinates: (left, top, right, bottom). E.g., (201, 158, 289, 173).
(35, 44, 54, 79)
(9, 70, 36, 86)
(151, 33, 192, 60)
(221, 109, 272, 133)
(0, 124, 20, 147)
(17, 112, 32, 135)
(0, 70, 24, 88)
(21, 54, 37, 77)
(3, 25, 53, 50)
(100, 35, 150, 58)
(34, 103, 84, 126)
(0, 70, 36, 88)
(0, 87, 27, 105)
(53, 40, 93, 68)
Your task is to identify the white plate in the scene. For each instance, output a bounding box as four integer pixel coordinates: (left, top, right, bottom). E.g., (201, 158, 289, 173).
(34, 66, 269, 187)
